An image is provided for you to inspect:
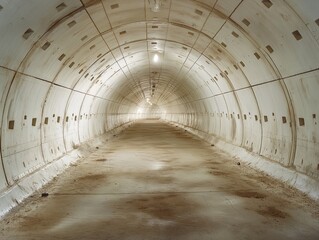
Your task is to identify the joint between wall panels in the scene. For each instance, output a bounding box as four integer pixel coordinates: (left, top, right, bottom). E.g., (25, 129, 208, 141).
(0, 70, 19, 186)
(259, 48, 297, 167)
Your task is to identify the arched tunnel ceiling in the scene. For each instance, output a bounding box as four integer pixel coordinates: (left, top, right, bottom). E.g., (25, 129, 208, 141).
(2, 0, 318, 110)
(1, 0, 319, 215)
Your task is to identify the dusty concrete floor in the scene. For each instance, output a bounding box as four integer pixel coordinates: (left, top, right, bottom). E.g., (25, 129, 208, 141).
(1, 120, 319, 240)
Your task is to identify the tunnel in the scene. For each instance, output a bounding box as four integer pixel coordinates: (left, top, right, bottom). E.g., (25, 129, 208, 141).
(0, 0, 319, 239)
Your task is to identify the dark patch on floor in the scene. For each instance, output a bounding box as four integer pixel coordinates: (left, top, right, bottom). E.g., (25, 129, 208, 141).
(131, 172, 175, 184)
(77, 174, 106, 181)
(94, 158, 107, 162)
(233, 191, 266, 199)
(257, 206, 289, 219)
(208, 170, 229, 176)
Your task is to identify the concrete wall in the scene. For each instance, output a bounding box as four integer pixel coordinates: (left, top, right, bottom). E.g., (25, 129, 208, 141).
(0, 0, 319, 216)
(162, 0, 319, 188)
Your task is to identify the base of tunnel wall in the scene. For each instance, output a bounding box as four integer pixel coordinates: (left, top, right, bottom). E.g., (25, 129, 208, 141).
(0, 121, 134, 219)
(166, 121, 319, 201)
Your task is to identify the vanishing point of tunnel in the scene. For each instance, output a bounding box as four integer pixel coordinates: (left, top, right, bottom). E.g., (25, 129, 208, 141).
(0, 0, 319, 239)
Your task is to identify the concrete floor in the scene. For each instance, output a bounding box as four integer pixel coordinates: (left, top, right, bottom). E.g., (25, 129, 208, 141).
(1, 120, 319, 240)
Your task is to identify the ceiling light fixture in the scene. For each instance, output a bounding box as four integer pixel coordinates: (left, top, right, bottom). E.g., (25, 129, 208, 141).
(153, 54, 159, 62)
(149, 0, 162, 12)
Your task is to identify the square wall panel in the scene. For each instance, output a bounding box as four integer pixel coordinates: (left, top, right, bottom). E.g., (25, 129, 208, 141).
(114, 22, 147, 45)
(169, 0, 211, 31)
(147, 22, 169, 39)
(103, 0, 145, 27)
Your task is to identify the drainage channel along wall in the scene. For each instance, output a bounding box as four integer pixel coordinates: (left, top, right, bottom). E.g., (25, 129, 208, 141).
(0, 0, 319, 218)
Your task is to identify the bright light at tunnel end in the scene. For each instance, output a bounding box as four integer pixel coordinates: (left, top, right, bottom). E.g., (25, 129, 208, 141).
(146, 98, 153, 105)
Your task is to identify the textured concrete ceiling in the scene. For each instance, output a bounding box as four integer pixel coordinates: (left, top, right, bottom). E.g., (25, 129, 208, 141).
(4, 0, 317, 109)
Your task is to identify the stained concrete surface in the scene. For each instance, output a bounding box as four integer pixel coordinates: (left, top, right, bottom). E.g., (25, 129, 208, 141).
(1, 120, 319, 240)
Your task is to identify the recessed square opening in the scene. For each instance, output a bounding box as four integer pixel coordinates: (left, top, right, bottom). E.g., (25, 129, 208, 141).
(242, 18, 250, 26)
(111, 3, 119, 9)
(57, 116, 61, 123)
(282, 116, 287, 124)
(67, 20, 76, 28)
(119, 30, 127, 35)
(8, 120, 14, 129)
(188, 32, 194, 36)
(254, 52, 261, 59)
(58, 54, 66, 61)
(244, 114, 247, 120)
(0, 5, 3, 11)
(69, 62, 75, 68)
(292, 30, 303, 40)
(90, 45, 96, 50)
(41, 42, 51, 50)
(44, 117, 49, 125)
(264, 115, 268, 122)
(255, 115, 258, 121)
(299, 118, 305, 126)
(262, 0, 273, 8)
(232, 31, 239, 38)
(56, 3, 67, 12)
(316, 18, 319, 27)
(195, 9, 203, 16)
(81, 35, 88, 41)
(23, 28, 34, 40)
(66, 116, 69, 122)
(32, 118, 37, 126)
(233, 64, 238, 70)
(266, 45, 274, 53)
(152, 25, 158, 29)
(240, 61, 245, 67)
